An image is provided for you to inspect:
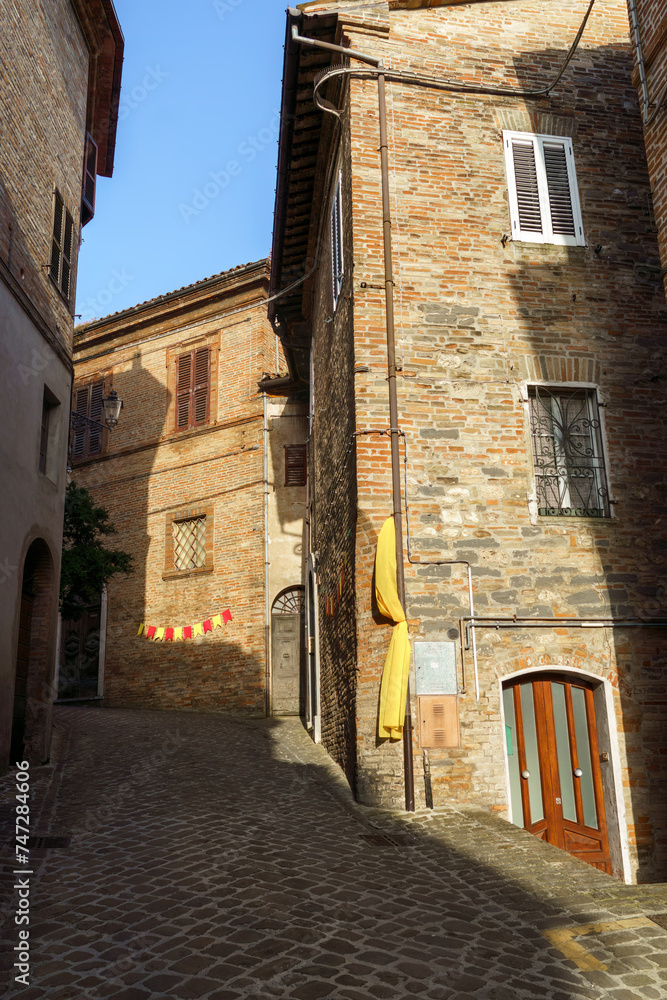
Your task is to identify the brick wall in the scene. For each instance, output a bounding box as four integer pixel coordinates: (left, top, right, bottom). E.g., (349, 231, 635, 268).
(631, 1, 667, 297)
(0, 0, 91, 351)
(72, 262, 278, 717)
(298, 0, 667, 881)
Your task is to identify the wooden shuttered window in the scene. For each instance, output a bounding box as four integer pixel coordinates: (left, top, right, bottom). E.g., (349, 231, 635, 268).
(285, 444, 307, 486)
(50, 191, 75, 298)
(330, 172, 344, 309)
(72, 381, 104, 461)
(81, 134, 98, 226)
(175, 346, 211, 431)
(503, 131, 584, 246)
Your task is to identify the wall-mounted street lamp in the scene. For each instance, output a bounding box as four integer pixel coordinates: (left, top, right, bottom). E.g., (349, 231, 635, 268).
(70, 389, 123, 435)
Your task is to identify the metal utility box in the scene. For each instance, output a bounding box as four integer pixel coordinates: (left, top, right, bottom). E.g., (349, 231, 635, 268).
(414, 641, 457, 696)
(418, 695, 460, 748)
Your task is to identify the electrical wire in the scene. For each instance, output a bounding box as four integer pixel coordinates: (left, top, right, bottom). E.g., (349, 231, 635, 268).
(312, 0, 596, 110)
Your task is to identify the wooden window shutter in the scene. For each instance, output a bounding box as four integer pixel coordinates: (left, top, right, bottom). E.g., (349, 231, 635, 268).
(543, 141, 576, 237)
(510, 139, 543, 235)
(503, 131, 584, 247)
(88, 382, 104, 454)
(81, 134, 98, 226)
(50, 191, 75, 298)
(72, 380, 104, 460)
(73, 386, 89, 457)
(50, 193, 64, 285)
(176, 353, 193, 429)
(330, 172, 343, 308)
(192, 347, 210, 426)
(175, 347, 210, 430)
(61, 209, 74, 298)
(285, 444, 307, 486)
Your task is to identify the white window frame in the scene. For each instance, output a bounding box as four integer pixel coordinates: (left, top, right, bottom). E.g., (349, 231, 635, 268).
(330, 171, 344, 309)
(503, 130, 585, 247)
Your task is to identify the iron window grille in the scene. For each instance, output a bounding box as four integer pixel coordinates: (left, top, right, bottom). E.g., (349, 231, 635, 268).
(503, 131, 585, 247)
(528, 386, 610, 518)
(330, 171, 344, 309)
(173, 516, 207, 571)
(50, 191, 75, 299)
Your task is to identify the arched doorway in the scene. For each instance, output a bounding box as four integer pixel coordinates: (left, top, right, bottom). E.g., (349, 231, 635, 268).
(271, 586, 305, 716)
(11, 539, 56, 764)
(502, 671, 612, 874)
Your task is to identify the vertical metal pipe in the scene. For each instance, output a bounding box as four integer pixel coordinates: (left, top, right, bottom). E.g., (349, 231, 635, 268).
(263, 391, 271, 717)
(378, 69, 415, 812)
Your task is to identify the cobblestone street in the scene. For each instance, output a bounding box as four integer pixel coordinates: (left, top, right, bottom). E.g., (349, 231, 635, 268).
(2, 706, 667, 1000)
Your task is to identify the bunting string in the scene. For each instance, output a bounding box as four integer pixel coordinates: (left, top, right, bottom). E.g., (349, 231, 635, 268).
(137, 609, 232, 640)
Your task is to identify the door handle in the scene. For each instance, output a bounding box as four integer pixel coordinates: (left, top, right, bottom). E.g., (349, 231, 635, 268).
(573, 768, 583, 777)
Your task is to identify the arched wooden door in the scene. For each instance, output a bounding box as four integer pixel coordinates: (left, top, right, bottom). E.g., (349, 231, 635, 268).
(503, 673, 612, 874)
(271, 586, 305, 716)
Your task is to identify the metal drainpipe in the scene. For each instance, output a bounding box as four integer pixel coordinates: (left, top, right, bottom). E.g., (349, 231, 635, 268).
(291, 25, 415, 811)
(263, 391, 271, 718)
(627, 0, 651, 123)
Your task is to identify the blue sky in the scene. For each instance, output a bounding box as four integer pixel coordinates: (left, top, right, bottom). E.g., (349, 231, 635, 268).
(76, 0, 287, 323)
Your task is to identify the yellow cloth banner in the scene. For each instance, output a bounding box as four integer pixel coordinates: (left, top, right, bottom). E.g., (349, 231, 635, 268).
(137, 623, 144, 636)
(193, 622, 204, 638)
(375, 516, 411, 740)
(154, 627, 165, 641)
(174, 626, 183, 642)
(212, 614, 222, 629)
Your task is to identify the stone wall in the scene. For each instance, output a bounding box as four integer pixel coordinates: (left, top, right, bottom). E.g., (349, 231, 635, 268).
(306, 0, 667, 880)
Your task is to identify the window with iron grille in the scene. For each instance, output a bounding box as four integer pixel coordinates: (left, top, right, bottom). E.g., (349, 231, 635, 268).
(528, 386, 610, 518)
(175, 346, 210, 431)
(71, 381, 105, 462)
(330, 172, 344, 309)
(173, 516, 207, 571)
(285, 444, 307, 486)
(503, 131, 584, 246)
(50, 191, 75, 299)
(81, 134, 98, 227)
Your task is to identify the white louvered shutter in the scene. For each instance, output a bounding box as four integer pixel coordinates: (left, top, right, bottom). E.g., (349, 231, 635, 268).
(503, 131, 584, 247)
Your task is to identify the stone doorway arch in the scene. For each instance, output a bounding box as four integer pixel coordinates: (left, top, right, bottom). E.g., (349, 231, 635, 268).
(271, 585, 305, 716)
(11, 538, 56, 764)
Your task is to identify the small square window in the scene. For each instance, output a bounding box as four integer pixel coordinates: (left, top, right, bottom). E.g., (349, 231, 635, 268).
(163, 505, 214, 578)
(503, 131, 585, 246)
(330, 172, 344, 309)
(528, 386, 609, 518)
(173, 516, 207, 570)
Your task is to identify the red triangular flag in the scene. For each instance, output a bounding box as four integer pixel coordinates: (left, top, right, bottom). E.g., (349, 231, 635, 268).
(183, 625, 192, 640)
(222, 609, 232, 623)
(202, 619, 212, 634)
(146, 626, 156, 639)
(165, 628, 174, 641)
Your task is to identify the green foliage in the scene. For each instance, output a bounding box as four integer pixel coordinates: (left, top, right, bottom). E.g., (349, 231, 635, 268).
(60, 482, 133, 620)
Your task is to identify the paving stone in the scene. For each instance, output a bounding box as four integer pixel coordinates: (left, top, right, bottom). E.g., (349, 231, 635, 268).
(1, 708, 667, 1000)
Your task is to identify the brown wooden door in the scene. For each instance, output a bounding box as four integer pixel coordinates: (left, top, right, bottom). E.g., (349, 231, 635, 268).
(503, 674, 612, 874)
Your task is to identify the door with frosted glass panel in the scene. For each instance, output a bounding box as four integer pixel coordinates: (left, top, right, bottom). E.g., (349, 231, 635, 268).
(503, 674, 611, 874)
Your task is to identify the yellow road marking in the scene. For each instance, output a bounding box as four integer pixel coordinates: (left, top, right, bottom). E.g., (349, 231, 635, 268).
(543, 916, 657, 971)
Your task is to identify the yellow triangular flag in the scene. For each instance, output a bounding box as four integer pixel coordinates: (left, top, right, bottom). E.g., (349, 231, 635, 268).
(174, 626, 183, 641)
(154, 627, 165, 641)
(212, 614, 222, 629)
(193, 622, 204, 638)
(137, 623, 144, 636)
